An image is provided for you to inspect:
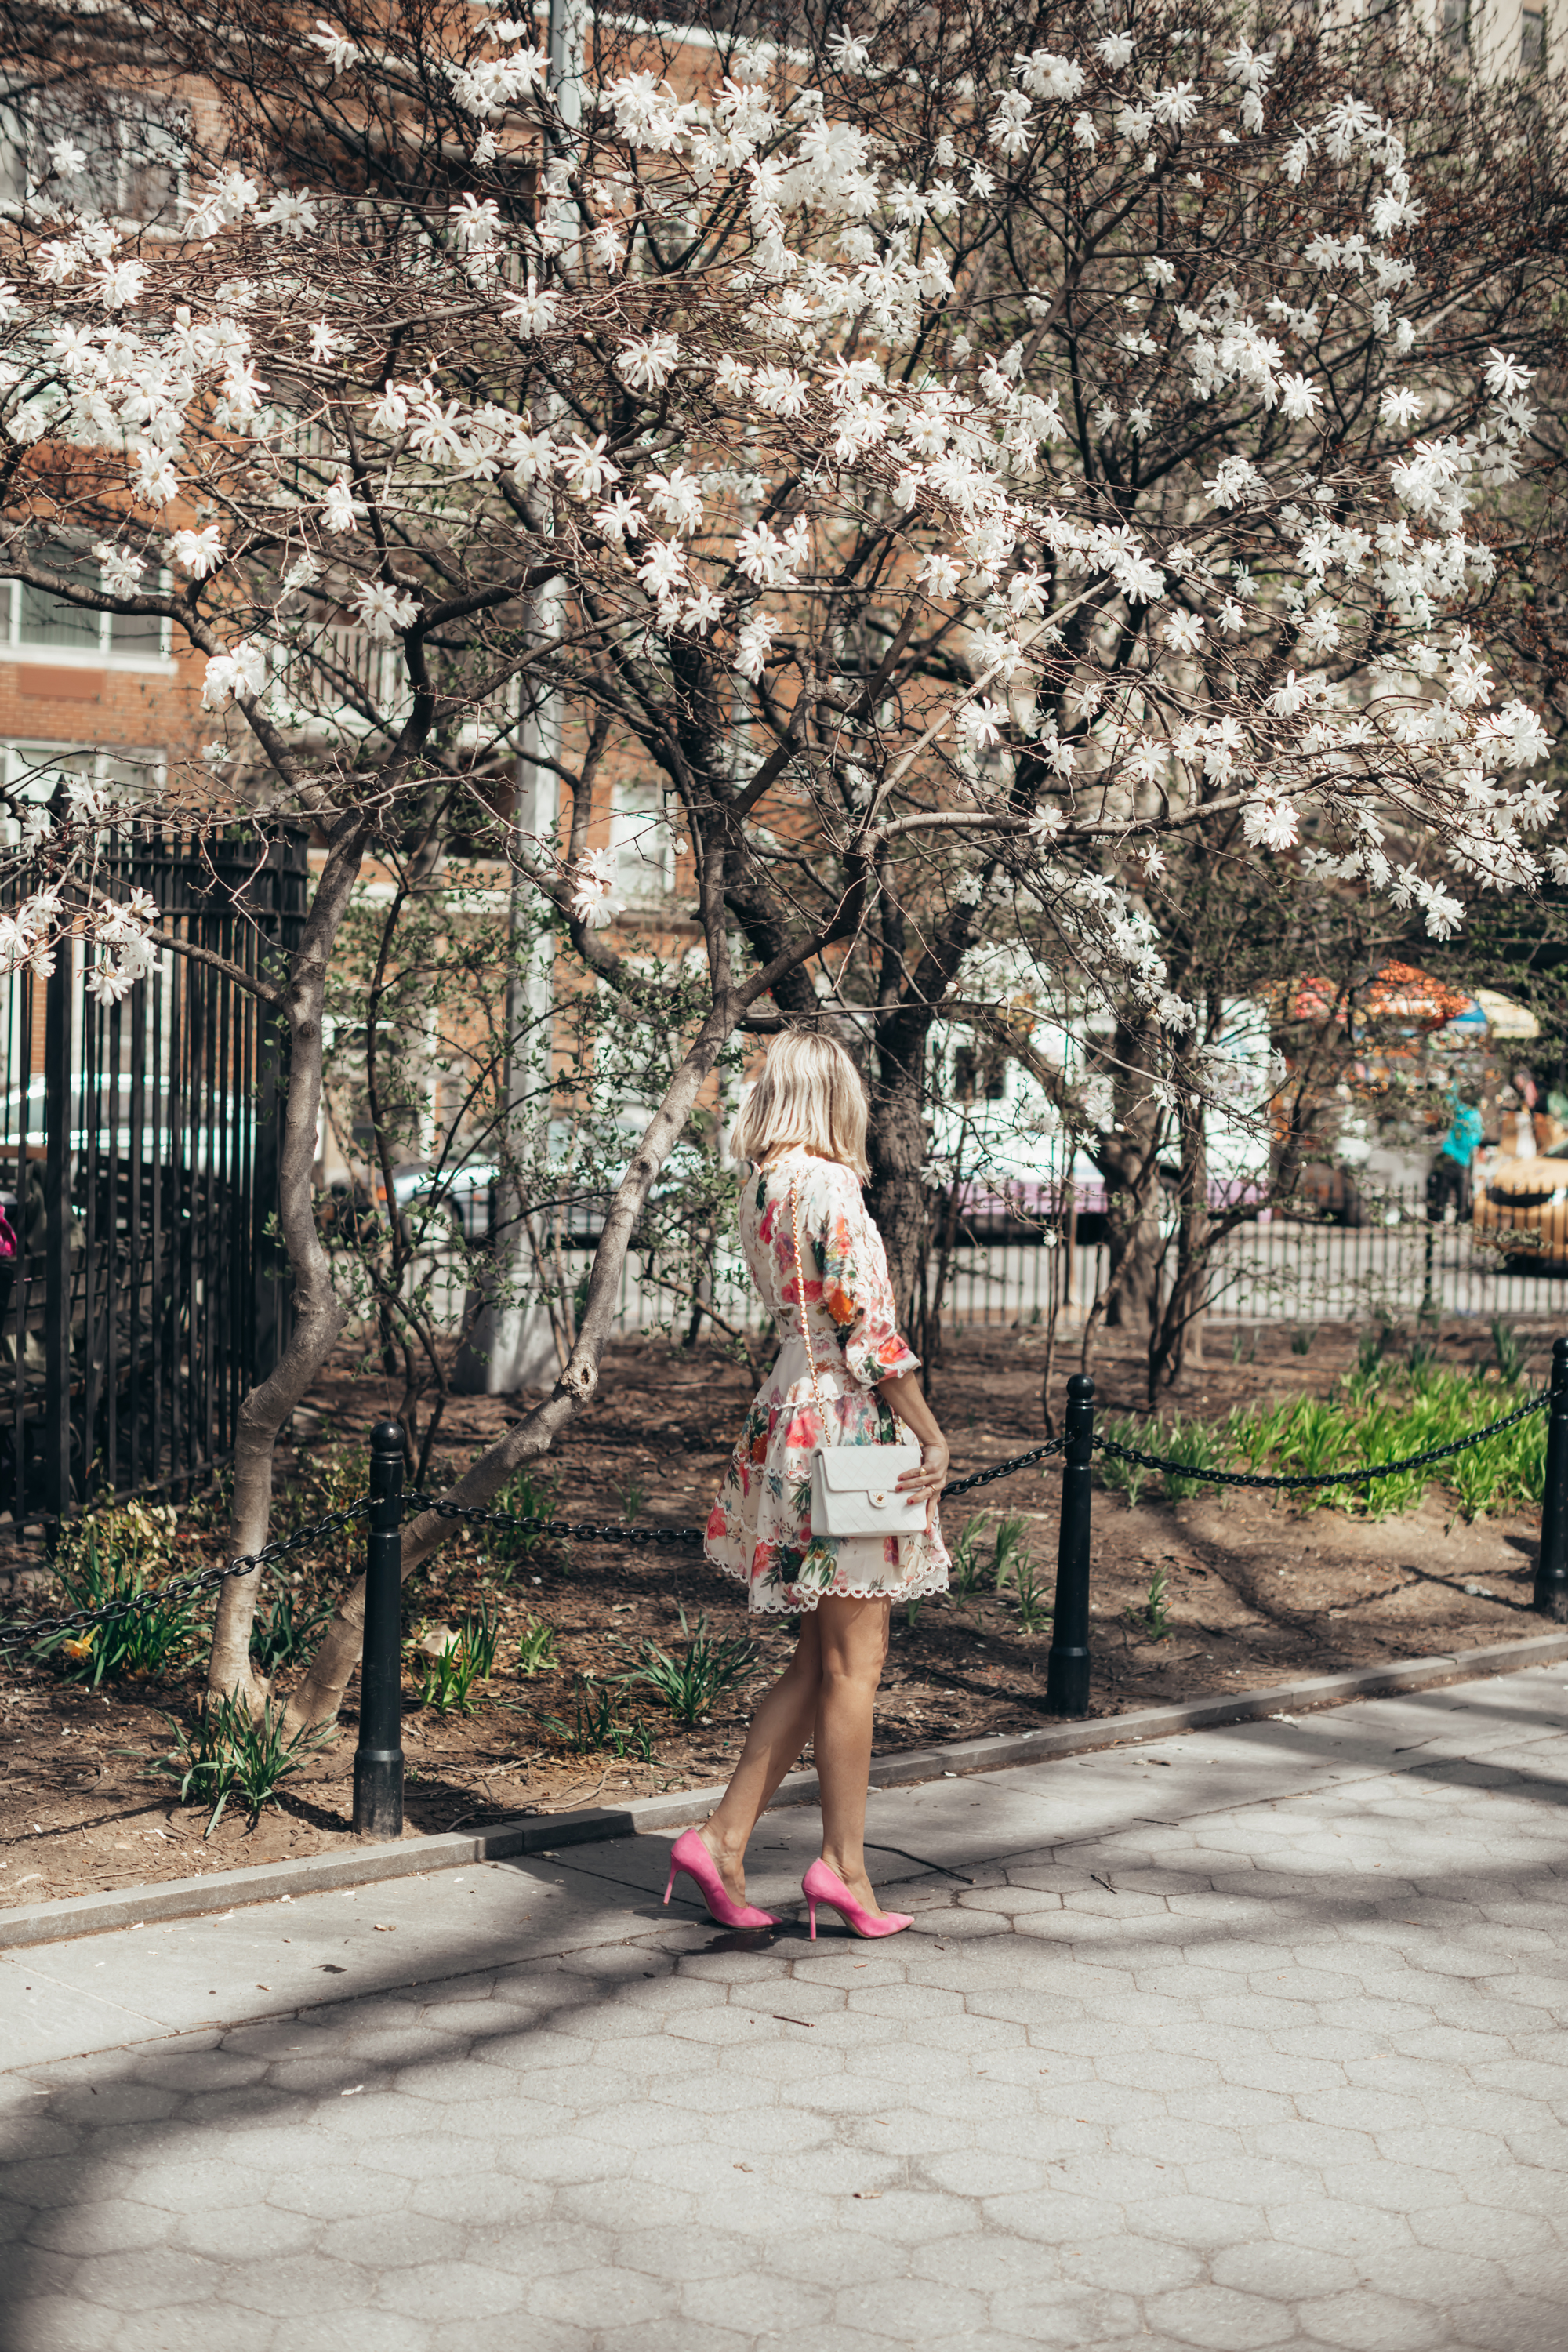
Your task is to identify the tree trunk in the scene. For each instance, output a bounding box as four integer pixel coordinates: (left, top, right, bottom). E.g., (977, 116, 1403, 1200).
(1147, 1097, 1209, 1404)
(282, 985, 742, 1736)
(1096, 1011, 1167, 1334)
(1102, 1199, 1163, 1330)
(866, 1036, 930, 1334)
(205, 817, 370, 1711)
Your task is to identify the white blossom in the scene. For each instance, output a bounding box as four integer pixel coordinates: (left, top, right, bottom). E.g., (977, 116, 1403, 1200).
(567, 847, 621, 930)
(323, 472, 366, 532)
(169, 525, 223, 579)
(201, 641, 267, 709)
(616, 333, 681, 390)
(93, 541, 147, 596)
(306, 18, 360, 74)
(353, 579, 421, 640)
(505, 278, 561, 337)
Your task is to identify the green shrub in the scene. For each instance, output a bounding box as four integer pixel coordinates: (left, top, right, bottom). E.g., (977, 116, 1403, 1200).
(137, 1695, 329, 1837)
(412, 1600, 502, 1715)
(619, 1608, 757, 1725)
(35, 1506, 197, 1686)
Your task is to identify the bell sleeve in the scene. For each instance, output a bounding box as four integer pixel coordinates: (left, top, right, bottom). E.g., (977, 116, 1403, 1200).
(812, 1163, 921, 1389)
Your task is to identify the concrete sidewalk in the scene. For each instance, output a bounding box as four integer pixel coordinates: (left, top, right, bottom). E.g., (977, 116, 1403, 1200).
(2, 1666, 1566, 2350)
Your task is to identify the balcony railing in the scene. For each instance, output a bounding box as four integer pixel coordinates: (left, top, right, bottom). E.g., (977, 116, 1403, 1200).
(264, 625, 522, 737)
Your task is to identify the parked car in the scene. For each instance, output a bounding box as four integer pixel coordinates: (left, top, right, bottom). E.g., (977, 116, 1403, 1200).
(392, 1159, 500, 1244)
(1472, 1145, 1568, 1269)
(0, 1076, 252, 1167)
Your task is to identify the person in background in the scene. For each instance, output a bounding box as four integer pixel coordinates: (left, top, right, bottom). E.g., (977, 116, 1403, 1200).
(1428, 1087, 1483, 1222)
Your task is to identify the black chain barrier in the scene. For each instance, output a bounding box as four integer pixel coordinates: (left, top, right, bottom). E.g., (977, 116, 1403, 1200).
(399, 1436, 1071, 1549)
(0, 1503, 369, 1657)
(0, 1389, 1552, 1662)
(1094, 1387, 1548, 1492)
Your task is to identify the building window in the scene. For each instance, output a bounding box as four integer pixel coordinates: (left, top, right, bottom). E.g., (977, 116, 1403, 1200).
(4, 540, 169, 663)
(1442, 0, 1470, 50)
(0, 88, 187, 230)
(1523, 8, 1546, 67)
(609, 783, 676, 906)
(0, 742, 164, 842)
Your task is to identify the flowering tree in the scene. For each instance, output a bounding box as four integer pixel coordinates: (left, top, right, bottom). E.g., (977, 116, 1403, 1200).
(0, 0, 1561, 1723)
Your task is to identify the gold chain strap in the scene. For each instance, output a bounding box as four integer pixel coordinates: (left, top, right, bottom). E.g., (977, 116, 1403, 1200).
(786, 1164, 909, 1453)
(788, 1175, 832, 1436)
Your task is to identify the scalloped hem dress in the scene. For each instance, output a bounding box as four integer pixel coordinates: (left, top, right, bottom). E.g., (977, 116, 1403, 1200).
(703, 1148, 950, 1616)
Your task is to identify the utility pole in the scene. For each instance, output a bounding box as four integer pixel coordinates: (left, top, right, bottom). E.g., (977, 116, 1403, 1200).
(454, 0, 583, 1396)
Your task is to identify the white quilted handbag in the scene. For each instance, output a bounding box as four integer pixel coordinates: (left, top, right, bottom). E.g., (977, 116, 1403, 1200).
(789, 1178, 926, 1541)
(810, 1444, 926, 1539)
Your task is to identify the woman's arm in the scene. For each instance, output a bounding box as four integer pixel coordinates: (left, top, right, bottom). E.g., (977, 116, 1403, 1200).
(877, 1369, 949, 1525)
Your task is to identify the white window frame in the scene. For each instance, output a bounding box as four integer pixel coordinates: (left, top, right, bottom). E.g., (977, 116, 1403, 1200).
(609, 782, 676, 906)
(4, 561, 175, 673)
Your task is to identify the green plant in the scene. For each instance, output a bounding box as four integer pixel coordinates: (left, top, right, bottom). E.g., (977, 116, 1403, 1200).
(618, 1714, 657, 1762)
(1490, 1316, 1526, 1387)
(949, 1514, 991, 1596)
(1290, 1323, 1318, 1356)
(619, 1481, 647, 1523)
(1095, 1417, 1149, 1509)
(35, 1512, 198, 1686)
(1009, 1554, 1052, 1633)
(274, 1441, 370, 1554)
(1122, 1560, 1172, 1640)
(543, 1674, 656, 1758)
(485, 1465, 561, 1575)
(249, 1583, 332, 1675)
(619, 1606, 758, 1725)
(1224, 1396, 1295, 1476)
(415, 1600, 502, 1715)
(1150, 1414, 1231, 1502)
(515, 1621, 558, 1678)
(990, 1513, 1032, 1593)
(137, 1695, 330, 1837)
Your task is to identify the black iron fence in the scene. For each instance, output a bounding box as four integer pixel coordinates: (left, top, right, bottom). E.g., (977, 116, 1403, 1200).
(925, 1191, 1568, 1336)
(1, 829, 304, 1532)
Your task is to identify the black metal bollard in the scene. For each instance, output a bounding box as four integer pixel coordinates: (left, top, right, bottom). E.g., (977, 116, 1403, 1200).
(354, 1421, 406, 1839)
(1534, 1339, 1568, 1621)
(1047, 1373, 1095, 1717)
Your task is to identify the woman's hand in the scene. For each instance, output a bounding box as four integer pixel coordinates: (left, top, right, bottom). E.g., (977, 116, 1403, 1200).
(895, 1439, 949, 1528)
(877, 1369, 950, 1529)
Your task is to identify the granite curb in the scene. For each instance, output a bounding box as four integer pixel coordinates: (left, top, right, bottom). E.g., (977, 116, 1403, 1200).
(4, 1624, 1566, 1950)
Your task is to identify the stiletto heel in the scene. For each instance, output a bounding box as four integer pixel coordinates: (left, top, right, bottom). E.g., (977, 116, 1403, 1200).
(800, 1859, 913, 1941)
(663, 1830, 780, 1930)
(663, 1864, 677, 1906)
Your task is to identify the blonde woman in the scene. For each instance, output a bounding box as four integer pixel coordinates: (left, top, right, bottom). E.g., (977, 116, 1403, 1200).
(664, 1029, 950, 1940)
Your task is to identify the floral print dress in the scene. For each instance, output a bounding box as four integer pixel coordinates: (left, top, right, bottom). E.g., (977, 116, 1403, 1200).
(705, 1149, 949, 1614)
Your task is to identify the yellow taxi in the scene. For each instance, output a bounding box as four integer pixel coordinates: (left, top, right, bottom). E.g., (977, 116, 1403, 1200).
(1473, 1144, 1568, 1268)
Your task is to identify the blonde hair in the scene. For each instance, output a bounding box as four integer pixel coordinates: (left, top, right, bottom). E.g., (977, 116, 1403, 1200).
(731, 1029, 870, 1181)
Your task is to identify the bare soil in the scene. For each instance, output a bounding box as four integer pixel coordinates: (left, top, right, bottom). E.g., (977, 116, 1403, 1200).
(1, 1319, 1555, 1910)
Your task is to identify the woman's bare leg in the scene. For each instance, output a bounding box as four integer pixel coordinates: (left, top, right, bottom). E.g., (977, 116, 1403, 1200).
(700, 1613, 822, 1902)
(814, 1594, 892, 1915)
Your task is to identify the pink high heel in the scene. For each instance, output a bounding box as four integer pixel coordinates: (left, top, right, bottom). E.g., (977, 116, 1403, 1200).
(663, 1829, 780, 1929)
(802, 1858, 913, 1941)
